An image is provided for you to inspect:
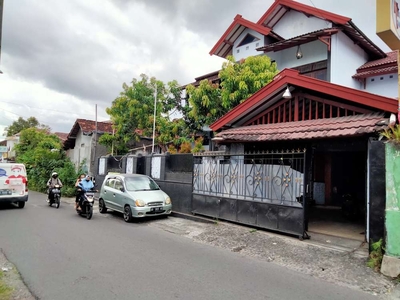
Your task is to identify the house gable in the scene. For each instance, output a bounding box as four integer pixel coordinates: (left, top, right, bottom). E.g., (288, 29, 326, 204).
(210, 69, 397, 131)
(209, 14, 281, 58)
(270, 8, 334, 40)
(255, 0, 385, 60)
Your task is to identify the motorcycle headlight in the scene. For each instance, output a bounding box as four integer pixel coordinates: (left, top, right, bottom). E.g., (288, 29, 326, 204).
(135, 199, 145, 207)
(165, 197, 171, 205)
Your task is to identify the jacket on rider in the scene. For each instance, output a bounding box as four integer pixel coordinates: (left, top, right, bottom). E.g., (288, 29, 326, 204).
(47, 172, 63, 201)
(79, 176, 94, 191)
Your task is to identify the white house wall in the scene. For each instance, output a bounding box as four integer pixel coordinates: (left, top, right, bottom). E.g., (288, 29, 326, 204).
(273, 10, 331, 39)
(233, 28, 264, 61)
(70, 132, 92, 174)
(330, 31, 368, 89)
(269, 40, 327, 71)
(364, 73, 398, 98)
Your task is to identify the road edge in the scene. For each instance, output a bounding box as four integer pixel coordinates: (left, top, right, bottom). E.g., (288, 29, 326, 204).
(0, 248, 37, 300)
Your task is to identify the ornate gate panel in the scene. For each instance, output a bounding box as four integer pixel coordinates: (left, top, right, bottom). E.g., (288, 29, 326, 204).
(193, 150, 308, 237)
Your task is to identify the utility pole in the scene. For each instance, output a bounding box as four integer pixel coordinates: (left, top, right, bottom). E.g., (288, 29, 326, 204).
(0, 0, 4, 74)
(152, 84, 157, 154)
(93, 104, 98, 175)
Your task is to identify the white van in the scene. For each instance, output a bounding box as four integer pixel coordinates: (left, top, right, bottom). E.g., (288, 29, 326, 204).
(0, 163, 29, 208)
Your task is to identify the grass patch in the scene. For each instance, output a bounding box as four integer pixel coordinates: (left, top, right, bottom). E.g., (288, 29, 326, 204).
(0, 271, 13, 300)
(367, 239, 384, 272)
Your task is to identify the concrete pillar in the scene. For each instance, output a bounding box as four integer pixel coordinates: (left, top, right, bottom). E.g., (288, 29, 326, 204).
(381, 143, 400, 277)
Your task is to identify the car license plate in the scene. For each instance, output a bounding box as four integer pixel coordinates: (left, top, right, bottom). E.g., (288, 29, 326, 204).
(150, 207, 163, 212)
(0, 189, 12, 195)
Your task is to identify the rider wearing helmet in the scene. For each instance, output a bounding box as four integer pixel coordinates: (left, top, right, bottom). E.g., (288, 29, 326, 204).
(75, 175, 94, 210)
(46, 172, 63, 202)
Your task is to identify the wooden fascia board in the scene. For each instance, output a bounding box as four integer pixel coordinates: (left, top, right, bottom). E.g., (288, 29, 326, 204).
(210, 15, 271, 56)
(209, 15, 241, 56)
(257, 0, 350, 26)
(210, 72, 290, 131)
(287, 75, 397, 113)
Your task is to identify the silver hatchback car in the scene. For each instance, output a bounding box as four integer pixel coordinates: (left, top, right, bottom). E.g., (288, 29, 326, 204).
(99, 173, 172, 222)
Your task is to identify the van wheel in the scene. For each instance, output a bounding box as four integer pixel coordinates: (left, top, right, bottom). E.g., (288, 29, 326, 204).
(99, 199, 107, 214)
(123, 205, 133, 223)
(18, 201, 25, 209)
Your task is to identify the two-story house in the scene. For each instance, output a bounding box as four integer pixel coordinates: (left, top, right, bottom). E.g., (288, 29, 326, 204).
(189, 0, 397, 244)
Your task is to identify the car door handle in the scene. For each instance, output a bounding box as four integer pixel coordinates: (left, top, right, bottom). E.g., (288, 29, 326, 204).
(113, 194, 116, 197)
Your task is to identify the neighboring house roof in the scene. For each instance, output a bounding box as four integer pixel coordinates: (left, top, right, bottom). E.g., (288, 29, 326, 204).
(209, 14, 283, 58)
(183, 70, 221, 88)
(353, 50, 398, 79)
(54, 132, 69, 143)
(210, 0, 385, 59)
(69, 119, 113, 137)
(0, 140, 6, 146)
(64, 119, 114, 149)
(215, 113, 386, 142)
(210, 68, 397, 131)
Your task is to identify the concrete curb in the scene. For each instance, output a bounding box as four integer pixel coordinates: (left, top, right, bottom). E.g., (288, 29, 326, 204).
(171, 211, 217, 224)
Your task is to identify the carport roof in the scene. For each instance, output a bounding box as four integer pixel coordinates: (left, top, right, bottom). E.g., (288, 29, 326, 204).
(214, 113, 386, 142)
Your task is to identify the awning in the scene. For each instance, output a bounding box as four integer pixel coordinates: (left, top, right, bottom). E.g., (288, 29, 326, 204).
(257, 28, 339, 52)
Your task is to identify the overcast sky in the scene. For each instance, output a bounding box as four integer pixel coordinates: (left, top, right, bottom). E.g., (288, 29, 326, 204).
(0, 0, 390, 138)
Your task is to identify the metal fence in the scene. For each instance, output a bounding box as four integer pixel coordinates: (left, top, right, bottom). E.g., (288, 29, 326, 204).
(193, 150, 306, 207)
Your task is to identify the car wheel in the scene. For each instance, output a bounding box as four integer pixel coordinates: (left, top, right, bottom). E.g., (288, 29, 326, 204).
(18, 201, 25, 209)
(99, 199, 107, 214)
(123, 205, 133, 223)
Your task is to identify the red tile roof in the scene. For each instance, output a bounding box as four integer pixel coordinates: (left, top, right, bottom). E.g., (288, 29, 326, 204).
(215, 114, 386, 142)
(353, 51, 398, 78)
(357, 51, 397, 70)
(75, 119, 113, 135)
(64, 119, 114, 149)
(54, 132, 69, 142)
(353, 66, 398, 79)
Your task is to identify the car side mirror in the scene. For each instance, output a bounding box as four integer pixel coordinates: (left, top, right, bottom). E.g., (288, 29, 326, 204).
(120, 187, 125, 192)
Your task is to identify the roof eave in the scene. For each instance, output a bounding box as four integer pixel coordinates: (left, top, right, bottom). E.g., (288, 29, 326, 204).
(210, 69, 397, 131)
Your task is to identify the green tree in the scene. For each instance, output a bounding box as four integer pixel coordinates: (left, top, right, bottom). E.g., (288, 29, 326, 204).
(4, 116, 50, 137)
(100, 74, 189, 153)
(14, 128, 78, 196)
(185, 55, 278, 132)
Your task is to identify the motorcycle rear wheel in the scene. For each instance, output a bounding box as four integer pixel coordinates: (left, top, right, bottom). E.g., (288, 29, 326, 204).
(55, 195, 60, 209)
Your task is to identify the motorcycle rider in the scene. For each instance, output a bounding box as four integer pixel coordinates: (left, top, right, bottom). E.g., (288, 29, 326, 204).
(75, 175, 94, 210)
(46, 172, 63, 203)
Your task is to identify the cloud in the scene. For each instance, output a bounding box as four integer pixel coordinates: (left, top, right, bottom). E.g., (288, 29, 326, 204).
(0, 0, 391, 137)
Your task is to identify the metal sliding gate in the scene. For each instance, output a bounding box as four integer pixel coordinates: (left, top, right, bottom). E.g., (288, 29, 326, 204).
(192, 150, 308, 238)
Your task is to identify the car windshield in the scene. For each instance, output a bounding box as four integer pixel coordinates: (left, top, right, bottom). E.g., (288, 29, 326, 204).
(125, 176, 160, 191)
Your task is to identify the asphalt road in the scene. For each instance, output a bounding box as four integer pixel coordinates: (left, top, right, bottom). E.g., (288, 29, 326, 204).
(0, 191, 378, 300)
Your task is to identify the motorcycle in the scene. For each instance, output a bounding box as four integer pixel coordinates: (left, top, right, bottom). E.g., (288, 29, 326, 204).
(48, 184, 61, 209)
(76, 188, 95, 220)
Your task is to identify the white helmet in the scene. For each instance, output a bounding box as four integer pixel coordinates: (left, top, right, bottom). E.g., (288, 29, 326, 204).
(52, 172, 58, 177)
